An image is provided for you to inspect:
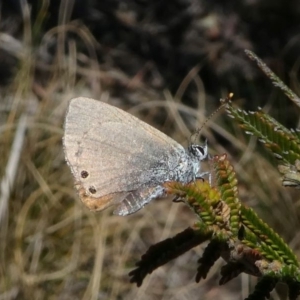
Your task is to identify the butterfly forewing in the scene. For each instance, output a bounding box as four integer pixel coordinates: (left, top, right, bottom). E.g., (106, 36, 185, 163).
(63, 97, 185, 211)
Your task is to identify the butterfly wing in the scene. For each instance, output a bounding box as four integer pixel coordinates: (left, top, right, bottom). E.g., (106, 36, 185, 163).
(63, 97, 185, 212)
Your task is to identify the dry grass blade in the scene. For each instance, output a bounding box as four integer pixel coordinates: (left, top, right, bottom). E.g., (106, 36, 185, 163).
(0, 114, 27, 223)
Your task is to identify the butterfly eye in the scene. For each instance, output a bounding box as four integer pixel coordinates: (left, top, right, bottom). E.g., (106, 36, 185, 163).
(195, 146, 205, 156)
(189, 144, 207, 160)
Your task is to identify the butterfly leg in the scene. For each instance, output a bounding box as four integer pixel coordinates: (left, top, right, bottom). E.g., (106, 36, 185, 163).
(196, 171, 211, 185)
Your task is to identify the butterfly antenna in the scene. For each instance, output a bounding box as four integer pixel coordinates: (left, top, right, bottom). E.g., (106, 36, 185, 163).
(190, 93, 234, 145)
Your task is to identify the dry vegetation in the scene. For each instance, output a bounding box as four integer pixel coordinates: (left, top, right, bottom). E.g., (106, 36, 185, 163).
(1, 1, 300, 299)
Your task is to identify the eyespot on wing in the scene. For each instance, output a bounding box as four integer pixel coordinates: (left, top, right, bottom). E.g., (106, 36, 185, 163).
(75, 180, 128, 211)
